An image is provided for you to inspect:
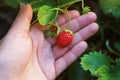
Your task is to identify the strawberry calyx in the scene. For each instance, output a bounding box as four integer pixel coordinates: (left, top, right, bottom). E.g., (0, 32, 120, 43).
(63, 29, 73, 35)
(82, 6, 91, 14)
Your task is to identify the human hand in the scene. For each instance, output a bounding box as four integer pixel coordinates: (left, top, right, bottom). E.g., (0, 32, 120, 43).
(0, 4, 98, 80)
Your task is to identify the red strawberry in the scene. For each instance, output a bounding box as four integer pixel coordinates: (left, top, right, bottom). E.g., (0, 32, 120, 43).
(56, 29, 73, 48)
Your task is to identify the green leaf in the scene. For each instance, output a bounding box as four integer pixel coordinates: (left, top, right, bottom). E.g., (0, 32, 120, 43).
(80, 51, 113, 76)
(31, 0, 57, 12)
(97, 65, 120, 80)
(97, 58, 120, 80)
(97, 66, 113, 80)
(57, 0, 81, 9)
(37, 5, 58, 26)
(18, 0, 33, 4)
(115, 58, 120, 67)
(5, 0, 19, 8)
(99, 0, 120, 18)
(98, 66, 117, 80)
(31, 1, 44, 12)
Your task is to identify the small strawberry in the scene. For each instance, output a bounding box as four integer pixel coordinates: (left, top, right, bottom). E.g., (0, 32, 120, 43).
(56, 29, 73, 48)
(82, 6, 91, 14)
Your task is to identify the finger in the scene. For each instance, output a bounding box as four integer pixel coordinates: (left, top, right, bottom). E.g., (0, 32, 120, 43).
(30, 26, 56, 80)
(46, 12, 97, 45)
(33, 10, 80, 44)
(61, 12, 97, 32)
(30, 26, 44, 50)
(55, 41, 87, 76)
(56, 10, 80, 25)
(53, 23, 99, 59)
(8, 4, 32, 35)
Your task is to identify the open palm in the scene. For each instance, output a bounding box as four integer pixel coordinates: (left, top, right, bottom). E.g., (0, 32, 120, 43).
(0, 4, 98, 80)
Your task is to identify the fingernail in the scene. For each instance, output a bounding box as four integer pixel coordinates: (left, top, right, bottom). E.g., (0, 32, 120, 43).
(20, 3, 25, 9)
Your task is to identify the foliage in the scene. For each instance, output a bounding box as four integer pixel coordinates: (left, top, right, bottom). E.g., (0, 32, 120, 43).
(18, 0, 81, 26)
(37, 5, 58, 26)
(57, 0, 80, 9)
(80, 51, 112, 76)
(31, 0, 57, 12)
(99, 0, 120, 18)
(5, 0, 18, 8)
(80, 51, 120, 80)
(18, 0, 33, 4)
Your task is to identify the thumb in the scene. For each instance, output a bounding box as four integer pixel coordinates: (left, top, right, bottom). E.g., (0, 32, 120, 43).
(0, 4, 33, 73)
(8, 4, 33, 35)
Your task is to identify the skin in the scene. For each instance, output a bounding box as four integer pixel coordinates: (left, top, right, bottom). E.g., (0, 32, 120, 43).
(0, 4, 99, 80)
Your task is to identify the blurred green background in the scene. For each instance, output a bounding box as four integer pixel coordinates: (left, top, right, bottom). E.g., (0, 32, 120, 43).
(0, 0, 120, 80)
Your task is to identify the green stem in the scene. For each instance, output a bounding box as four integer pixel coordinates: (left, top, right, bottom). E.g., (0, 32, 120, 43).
(106, 40, 120, 56)
(30, 19, 38, 26)
(64, 8, 71, 30)
(81, 0, 85, 9)
(55, 7, 71, 30)
(54, 7, 64, 13)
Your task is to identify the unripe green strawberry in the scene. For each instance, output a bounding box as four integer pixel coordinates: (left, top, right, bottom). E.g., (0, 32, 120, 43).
(56, 29, 73, 48)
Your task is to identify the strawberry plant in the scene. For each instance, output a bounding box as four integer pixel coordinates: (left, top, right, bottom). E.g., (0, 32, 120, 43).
(5, 0, 19, 8)
(18, 0, 90, 48)
(80, 51, 120, 80)
(99, 0, 120, 18)
(18, 0, 90, 25)
(18, 0, 81, 26)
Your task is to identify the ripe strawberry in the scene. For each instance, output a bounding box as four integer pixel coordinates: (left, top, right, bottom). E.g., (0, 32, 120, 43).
(56, 30, 73, 48)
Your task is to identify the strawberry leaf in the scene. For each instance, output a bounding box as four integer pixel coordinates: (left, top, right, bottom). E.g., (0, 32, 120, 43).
(115, 58, 120, 68)
(5, 0, 18, 8)
(97, 64, 120, 80)
(37, 5, 58, 26)
(31, 0, 57, 12)
(57, 0, 80, 9)
(31, 1, 43, 12)
(97, 58, 120, 80)
(99, 0, 120, 18)
(80, 51, 113, 76)
(18, 0, 33, 4)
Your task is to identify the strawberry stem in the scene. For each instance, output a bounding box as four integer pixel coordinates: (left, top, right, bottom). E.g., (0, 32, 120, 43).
(30, 19, 38, 26)
(54, 7, 64, 13)
(64, 8, 71, 30)
(82, 0, 85, 9)
(50, 22, 60, 36)
(54, 7, 71, 30)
